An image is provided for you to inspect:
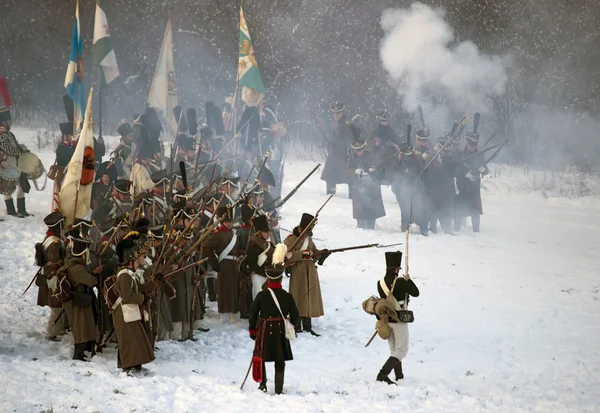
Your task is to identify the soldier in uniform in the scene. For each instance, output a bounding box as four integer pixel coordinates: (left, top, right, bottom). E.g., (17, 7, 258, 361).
(347, 136, 387, 230)
(62, 237, 98, 361)
(113, 239, 155, 375)
(201, 205, 240, 323)
(246, 214, 275, 300)
(38, 212, 68, 340)
(0, 97, 31, 217)
(237, 203, 256, 319)
(415, 128, 444, 233)
(375, 251, 420, 384)
(91, 180, 133, 228)
(282, 213, 329, 336)
(373, 109, 400, 147)
(111, 121, 135, 180)
(91, 161, 117, 212)
(320, 102, 356, 197)
(391, 144, 430, 235)
(249, 270, 300, 394)
(454, 132, 488, 232)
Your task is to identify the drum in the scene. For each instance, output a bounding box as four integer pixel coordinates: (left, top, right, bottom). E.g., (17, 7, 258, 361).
(17, 152, 44, 179)
(18, 152, 44, 180)
(0, 165, 20, 195)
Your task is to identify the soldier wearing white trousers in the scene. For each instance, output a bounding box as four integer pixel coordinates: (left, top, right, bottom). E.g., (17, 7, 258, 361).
(246, 215, 275, 301)
(376, 251, 420, 385)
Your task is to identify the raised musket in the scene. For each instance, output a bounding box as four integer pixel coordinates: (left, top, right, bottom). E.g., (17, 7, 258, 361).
(274, 163, 321, 209)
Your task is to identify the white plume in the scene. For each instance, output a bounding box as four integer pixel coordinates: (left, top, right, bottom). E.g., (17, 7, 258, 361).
(272, 243, 288, 265)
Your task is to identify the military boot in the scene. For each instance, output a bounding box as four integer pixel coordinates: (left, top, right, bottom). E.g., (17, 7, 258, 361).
(275, 362, 286, 395)
(376, 357, 399, 385)
(5, 199, 21, 217)
(72, 343, 88, 361)
(17, 198, 30, 217)
(302, 317, 320, 337)
(394, 361, 404, 380)
(207, 278, 217, 302)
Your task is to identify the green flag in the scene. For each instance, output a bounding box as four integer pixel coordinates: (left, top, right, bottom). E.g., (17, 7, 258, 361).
(238, 5, 264, 105)
(92, 0, 119, 88)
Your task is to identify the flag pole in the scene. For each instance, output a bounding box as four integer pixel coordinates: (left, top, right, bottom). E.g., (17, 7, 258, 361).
(98, 68, 103, 141)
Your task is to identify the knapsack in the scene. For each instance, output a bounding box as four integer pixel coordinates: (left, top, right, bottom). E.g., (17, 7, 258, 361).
(34, 242, 46, 267)
(49, 265, 72, 303)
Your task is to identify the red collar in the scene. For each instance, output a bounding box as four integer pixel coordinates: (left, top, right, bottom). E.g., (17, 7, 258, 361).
(268, 282, 282, 289)
(218, 225, 232, 233)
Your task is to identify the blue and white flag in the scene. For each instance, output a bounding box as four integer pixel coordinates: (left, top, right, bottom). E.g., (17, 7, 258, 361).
(64, 1, 86, 129)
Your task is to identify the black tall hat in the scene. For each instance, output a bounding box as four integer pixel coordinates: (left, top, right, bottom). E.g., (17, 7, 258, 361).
(117, 121, 133, 138)
(415, 128, 431, 140)
(385, 251, 403, 269)
(299, 213, 314, 229)
(70, 218, 93, 238)
(330, 102, 345, 113)
(178, 136, 196, 151)
(59, 122, 73, 136)
(399, 142, 414, 155)
(135, 218, 150, 234)
(142, 107, 163, 141)
(96, 161, 117, 184)
(241, 204, 255, 224)
(62, 94, 74, 123)
(465, 132, 480, 143)
(187, 108, 198, 136)
(114, 179, 131, 194)
(43, 211, 64, 228)
(252, 214, 270, 232)
(148, 225, 164, 239)
(70, 237, 92, 257)
(217, 205, 233, 222)
(151, 169, 168, 185)
(257, 167, 276, 187)
(376, 109, 390, 122)
(116, 238, 137, 265)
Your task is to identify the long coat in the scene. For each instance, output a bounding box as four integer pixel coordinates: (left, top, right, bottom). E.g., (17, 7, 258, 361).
(63, 258, 97, 345)
(250, 285, 299, 362)
(454, 149, 487, 217)
(168, 256, 204, 324)
(113, 268, 155, 369)
(283, 233, 325, 318)
(321, 115, 355, 184)
(37, 235, 63, 308)
(202, 226, 240, 314)
(347, 149, 386, 220)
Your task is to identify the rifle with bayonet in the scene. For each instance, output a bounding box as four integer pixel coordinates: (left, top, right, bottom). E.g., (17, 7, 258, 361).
(315, 242, 403, 265)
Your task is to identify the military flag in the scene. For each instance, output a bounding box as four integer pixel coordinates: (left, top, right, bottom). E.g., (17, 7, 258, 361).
(92, 0, 120, 88)
(64, 0, 86, 131)
(238, 5, 265, 106)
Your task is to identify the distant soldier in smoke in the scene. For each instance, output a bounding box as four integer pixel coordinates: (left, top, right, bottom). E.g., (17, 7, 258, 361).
(415, 128, 443, 233)
(373, 109, 401, 148)
(111, 120, 136, 180)
(454, 132, 488, 232)
(321, 102, 355, 197)
(347, 133, 387, 230)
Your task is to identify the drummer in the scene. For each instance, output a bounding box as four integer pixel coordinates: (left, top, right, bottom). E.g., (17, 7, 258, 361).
(0, 86, 31, 218)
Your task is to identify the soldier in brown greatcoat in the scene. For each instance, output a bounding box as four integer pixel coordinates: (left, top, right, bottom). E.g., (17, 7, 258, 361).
(282, 213, 329, 336)
(62, 237, 98, 361)
(38, 212, 68, 340)
(112, 239, 155, 375)
(201, 205, 240, 323)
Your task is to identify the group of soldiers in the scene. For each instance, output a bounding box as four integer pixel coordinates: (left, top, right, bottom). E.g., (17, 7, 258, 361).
(321, 103, 490, 234)
(27, 96, 332, 395)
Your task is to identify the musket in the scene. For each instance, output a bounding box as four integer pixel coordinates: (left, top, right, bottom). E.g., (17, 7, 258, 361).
(241, 153, 269, 196)
(461, 142, 503, 163)
(22, 268, 42, 295)
(212, 110, 261, 162)
(178, 215, 226, 263)
(187, 258, 209, 340)
(480, 129, 500, 150)
(405, 200, 411, 277)
(274, 163, 321, 209)
(421, 112, 470, 175)
(283, 194, 334, 255)
(482, 138, 510, 167)
(316, 242, 404, 265)
(161, 257, 209, 282)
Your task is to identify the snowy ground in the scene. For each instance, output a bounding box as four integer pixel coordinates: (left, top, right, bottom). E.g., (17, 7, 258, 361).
(1, 127, 599, 412)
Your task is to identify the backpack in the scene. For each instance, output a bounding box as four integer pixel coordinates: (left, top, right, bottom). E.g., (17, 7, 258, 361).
(103, 275, 119, 312)
(34, 242, 46, 267)
(49, 265, 72, 303)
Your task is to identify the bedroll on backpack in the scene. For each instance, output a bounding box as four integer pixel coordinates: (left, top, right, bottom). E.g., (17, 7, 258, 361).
(104, 276, 119, 312)
(50, 267, 72, 303)
(34, 242, 46, 267)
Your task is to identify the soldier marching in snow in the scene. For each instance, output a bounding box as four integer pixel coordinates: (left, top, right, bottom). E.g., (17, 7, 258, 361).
(375, 251, 419, 384)
(245, 214, 275, 300)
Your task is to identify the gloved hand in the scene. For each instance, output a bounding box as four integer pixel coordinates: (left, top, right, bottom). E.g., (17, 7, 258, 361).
(368, 167, 376, 173)
(355, 168, 365, 176)
(466, 171, 476, 182)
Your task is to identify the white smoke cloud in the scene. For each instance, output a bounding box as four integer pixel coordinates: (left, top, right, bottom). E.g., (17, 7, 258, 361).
(380, 3, 507, 113)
